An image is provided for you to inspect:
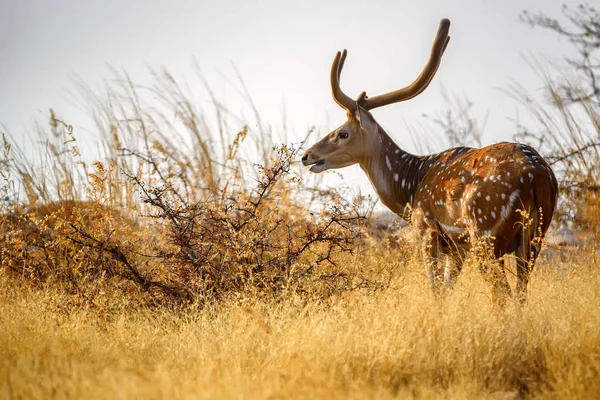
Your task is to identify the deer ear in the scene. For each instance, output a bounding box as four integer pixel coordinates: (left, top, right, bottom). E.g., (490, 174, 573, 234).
(357, 107, 378, 135)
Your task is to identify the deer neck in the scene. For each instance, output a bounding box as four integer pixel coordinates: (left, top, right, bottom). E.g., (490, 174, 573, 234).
(359, 128, 431, 219)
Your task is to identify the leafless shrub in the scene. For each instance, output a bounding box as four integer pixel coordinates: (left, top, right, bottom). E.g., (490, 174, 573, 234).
(117, 142, 364, 302)
(521, 3, 600, 106)
(516, 3, 600, 237)
(0, 65, 372, 306)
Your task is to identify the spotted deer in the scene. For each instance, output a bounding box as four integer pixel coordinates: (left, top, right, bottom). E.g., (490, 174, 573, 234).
(302, 19, 558, 304)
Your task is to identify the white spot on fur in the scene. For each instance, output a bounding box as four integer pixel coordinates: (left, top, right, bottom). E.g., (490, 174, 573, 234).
(438, 221, 465, 234)
(501, 190, 520, 220)
(386, 156, 392, 171)
(394, 173, 399, 182)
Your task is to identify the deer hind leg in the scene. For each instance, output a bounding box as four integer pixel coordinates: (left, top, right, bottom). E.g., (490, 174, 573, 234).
(515, 249, 537, 304)
(482, 259, 512, 307)
(423, 230, 444, 297)
(474, 236, 512, 307)
(514, 209, 541, 303)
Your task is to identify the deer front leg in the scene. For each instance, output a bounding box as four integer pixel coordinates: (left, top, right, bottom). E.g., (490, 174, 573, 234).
(443, 249, 466, 290)
(423, 230, 444, 297)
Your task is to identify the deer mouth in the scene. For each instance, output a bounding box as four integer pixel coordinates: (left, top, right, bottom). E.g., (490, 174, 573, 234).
(305, 159, 327, 173)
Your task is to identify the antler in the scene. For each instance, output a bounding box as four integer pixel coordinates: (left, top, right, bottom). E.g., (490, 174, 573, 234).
(331, 19, 450, 112)
(357, 18, 450, 110)
(330, 49, 356, 112)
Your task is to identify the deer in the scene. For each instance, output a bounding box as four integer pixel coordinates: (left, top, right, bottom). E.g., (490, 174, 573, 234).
(301, 19, 558, 304)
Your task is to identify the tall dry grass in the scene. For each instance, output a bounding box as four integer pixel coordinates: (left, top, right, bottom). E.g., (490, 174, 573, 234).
(1, 61, 599, 398)
(0, 67, 372, 307)
(510, 63, 600, 239)
(0, 251, 598, 399)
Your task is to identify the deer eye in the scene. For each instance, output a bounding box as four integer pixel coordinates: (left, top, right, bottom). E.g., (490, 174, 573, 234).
(339, 131, 349, 139)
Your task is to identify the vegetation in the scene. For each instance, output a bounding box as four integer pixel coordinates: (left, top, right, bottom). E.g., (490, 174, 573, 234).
(1, 256, 599, 399)
(518, 3, 600, 237)
(1, 4, 599, 399)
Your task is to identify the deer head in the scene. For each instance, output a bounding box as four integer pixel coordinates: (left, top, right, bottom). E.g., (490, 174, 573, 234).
(302, 19, 451, 173)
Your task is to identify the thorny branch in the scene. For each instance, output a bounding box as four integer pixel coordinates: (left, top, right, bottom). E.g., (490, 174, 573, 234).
(114, 142, 365, 301)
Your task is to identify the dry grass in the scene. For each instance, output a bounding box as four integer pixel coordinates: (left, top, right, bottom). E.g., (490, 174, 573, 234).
(510, 60, 600, 241)
(1, 63, 599, 398)
(0, 250, 598, 399)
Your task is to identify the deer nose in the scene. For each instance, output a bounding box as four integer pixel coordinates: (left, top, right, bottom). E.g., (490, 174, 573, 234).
(301, 154, 309, 163)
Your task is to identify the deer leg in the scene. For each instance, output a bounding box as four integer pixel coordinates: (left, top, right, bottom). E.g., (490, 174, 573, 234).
(514, 235, 539, 304)
(443, 249, 465, 290)
(515, 256, 529, 304)
(479, 259, 511, 308)
(474, 237, 512, 307)
(423, 230, 444, 297)
(491, 262, 512, 307)
(512, 205, 544, 303)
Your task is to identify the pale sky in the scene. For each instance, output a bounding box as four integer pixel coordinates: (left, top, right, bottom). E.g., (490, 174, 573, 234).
(0, 0, 577, 203)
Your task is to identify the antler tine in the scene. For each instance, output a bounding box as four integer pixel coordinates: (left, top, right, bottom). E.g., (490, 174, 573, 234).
(331, 49, 357, 112)
(358, 18, 451, 110)
(337, 49, 347, 81)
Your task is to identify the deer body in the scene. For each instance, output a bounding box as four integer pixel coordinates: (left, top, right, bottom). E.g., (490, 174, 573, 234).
(302, 19, 558, 303)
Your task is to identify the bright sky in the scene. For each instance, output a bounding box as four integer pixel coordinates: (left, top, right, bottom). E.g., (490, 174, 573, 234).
(0, 0, 576, 204)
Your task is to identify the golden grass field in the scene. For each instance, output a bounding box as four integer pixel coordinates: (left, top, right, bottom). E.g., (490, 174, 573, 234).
(2, 45, 600, 397)
(1, 236, 599, 399)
